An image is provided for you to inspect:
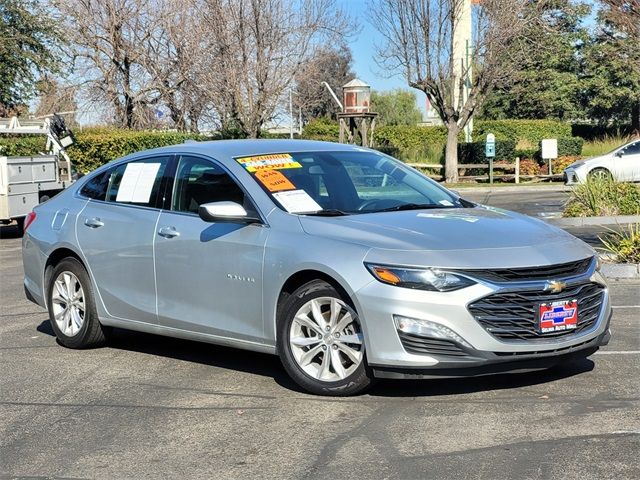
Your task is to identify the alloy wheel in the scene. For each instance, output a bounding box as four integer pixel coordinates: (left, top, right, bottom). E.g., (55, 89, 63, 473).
(289, 297, 364, 382)
(51, 271, 86, 337)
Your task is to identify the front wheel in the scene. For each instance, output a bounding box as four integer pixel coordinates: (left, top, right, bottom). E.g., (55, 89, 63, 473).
(277, 280, 373, 396)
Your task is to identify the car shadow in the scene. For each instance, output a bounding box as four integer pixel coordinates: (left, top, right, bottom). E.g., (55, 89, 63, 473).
(0, 223, 22, 239)
(368, 359, 594, 397)
(35, 319, 596, 397)
(36, 319, 302, 391)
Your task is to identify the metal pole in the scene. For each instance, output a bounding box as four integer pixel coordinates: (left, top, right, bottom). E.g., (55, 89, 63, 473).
(289, 89, 294, 139)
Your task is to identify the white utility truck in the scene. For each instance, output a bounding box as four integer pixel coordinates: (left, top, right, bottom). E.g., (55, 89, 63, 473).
(0, 115, 76, 231)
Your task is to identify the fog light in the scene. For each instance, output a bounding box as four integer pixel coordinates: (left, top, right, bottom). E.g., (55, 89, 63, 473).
(393, 315, 471, 348)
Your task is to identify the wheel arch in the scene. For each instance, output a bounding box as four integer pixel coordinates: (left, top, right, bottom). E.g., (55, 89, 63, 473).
(274, 268, 366, 343)
(44, 246, 87, 295)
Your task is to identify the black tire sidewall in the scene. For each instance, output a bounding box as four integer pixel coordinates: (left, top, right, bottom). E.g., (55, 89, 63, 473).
(276, 280, 373, 396)
(46, 258, 103, 348)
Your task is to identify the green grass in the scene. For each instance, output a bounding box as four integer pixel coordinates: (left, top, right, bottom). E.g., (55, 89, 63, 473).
(581, 135, 633, 158)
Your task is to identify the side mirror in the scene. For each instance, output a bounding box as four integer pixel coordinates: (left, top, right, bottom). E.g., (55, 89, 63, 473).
(615, 151, 623, 157)
(198, 201, 261, 224)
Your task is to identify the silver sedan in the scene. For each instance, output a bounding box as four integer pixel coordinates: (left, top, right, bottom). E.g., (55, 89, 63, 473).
(22, 140, 612, 395)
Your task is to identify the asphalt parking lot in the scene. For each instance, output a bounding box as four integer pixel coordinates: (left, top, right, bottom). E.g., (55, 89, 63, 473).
(1, 201, 639, 479)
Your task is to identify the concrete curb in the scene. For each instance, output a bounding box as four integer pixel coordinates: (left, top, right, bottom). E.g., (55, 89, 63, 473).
(547, 215, 640, 227)
(600, 262, 640, 280)
(455, 184, 571, 194)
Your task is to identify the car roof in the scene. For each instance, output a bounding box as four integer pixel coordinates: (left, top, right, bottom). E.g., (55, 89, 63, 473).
(127, 139, 369, 161)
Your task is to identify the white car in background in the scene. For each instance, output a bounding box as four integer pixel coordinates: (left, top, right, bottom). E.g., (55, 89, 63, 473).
(564, 138, 640, 184)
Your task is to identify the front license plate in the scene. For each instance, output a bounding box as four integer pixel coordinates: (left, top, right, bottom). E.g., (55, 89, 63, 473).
(538, 300, 578, 333)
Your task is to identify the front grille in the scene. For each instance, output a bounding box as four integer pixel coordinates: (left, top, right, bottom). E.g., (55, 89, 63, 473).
(456, 257, 593, 283)
(398, 332, 468, 356)
(468, 282, 604, 341)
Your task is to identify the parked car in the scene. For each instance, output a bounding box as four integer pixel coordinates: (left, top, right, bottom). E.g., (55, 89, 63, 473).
(564, 138, 640, 184)
(22, 140, 612, 395)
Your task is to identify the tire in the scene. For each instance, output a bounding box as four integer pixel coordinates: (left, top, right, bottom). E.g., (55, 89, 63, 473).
(39, 194, 50, 203)
(46, 257, 109, 348)
(588, 168, 612, 181)
(276, 280, 373, 396)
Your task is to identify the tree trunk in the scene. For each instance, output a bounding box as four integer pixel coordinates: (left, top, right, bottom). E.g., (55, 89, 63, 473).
(444, 123, 460, 183)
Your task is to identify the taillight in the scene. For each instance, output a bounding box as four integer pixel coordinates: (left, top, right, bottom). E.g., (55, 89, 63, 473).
(23, 211, 37, 232)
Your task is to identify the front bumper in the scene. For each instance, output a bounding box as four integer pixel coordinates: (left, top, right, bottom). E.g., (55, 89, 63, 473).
(372, 313, 610, 379)
(353, 264, 612, 375)
(563, 167, 587, 185)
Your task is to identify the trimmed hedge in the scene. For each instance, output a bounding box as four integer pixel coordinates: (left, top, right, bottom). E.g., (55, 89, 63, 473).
(0, 129, 203, 173)
(458, 140, 516, 164)
(473, 119, 571, 143)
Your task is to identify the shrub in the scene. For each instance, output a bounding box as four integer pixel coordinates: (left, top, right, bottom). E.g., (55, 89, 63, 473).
(518, 158, 540, 175)
(563, 177, 640, 217)
(458, 139, 516, 164)
(600, 223, 640, 264)
(556, 137, 584, 156)
(514, 148, 538, 160)
(552, 156, 579, 173)
(473, 119, 571, 143)
(0, 129, 203, 173)
(301, 118, 339, 141)
(581, 135, 634, 158)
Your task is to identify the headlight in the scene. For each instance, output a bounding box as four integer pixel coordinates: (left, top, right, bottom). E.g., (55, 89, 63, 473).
(365, 263, 476, 292)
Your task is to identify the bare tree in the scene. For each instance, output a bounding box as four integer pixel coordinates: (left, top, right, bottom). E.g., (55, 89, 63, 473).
(370, 0, 547, 182)
(600, 0, 640, 36)
(54, 0, 161, 128)
(197, 0, 351, 138)
(294, 45, 354, 123)
(34, 76, 78, 125)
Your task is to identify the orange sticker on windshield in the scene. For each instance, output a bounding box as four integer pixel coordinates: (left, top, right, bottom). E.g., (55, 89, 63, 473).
(254, 169, 296, 192)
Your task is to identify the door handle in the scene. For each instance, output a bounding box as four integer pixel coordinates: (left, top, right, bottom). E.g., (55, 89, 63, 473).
(84, 217, 104, 228)
(158, 226, 180, 238)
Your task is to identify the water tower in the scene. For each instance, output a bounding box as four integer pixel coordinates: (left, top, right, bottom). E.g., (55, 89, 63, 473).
(338, 79, 378, 147)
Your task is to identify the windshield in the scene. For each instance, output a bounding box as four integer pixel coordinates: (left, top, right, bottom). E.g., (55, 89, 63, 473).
(235, 150, 462, 215)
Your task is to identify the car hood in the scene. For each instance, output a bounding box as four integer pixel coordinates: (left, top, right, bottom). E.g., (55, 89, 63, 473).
(299, 206, 594, 268)
(568, 154, 610, 169)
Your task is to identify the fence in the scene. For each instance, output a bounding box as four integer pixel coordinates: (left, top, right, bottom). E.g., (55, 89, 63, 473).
(406, 158, 563, 183)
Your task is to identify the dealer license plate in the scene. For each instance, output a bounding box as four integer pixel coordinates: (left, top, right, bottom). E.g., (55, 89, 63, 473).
(538, 300, 578, 334)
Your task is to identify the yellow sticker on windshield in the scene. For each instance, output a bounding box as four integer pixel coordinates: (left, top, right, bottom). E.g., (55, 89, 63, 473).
(236, 153, 302, 172)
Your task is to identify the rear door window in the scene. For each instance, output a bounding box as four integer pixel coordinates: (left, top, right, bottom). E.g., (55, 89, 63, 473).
(104, 156, 171, 208)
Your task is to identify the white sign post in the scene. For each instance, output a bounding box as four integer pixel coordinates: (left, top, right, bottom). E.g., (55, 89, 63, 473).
(541, 139, 558, 175)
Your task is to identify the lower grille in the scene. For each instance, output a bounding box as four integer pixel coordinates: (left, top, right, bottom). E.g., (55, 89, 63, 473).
(398, 332, 468, 356)
(468, 282, 604, 341)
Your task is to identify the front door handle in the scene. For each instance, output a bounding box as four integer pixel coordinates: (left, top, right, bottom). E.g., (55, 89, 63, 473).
(84, 217, 104, 228)
(158, 226, 180, 238)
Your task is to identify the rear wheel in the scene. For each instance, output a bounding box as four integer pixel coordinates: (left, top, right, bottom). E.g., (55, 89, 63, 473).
(46, 258, 109, 348)
(277, 280, 373, 396)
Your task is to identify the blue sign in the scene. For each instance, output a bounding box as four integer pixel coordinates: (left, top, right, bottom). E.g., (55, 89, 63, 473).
(485, 133, 496, 158)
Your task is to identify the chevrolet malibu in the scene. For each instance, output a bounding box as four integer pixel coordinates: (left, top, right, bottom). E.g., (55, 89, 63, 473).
(22, 140, 612, 395)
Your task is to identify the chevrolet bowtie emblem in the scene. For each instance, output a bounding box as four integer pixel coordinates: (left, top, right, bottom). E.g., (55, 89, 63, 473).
(544, 280, 567, 294)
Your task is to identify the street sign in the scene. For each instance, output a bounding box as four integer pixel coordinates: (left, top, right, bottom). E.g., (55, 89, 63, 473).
(541, 139, 558, 160)
(485, 133, 496, 158)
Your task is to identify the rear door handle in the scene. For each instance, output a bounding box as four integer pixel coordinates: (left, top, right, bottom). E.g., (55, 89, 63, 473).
(158, 226, 180, 238)
(84, 217, 104, 228)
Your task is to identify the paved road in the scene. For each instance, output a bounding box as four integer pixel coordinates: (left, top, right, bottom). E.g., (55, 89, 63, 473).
(1, 232, 639, 479)
(462, 188, 615, 247)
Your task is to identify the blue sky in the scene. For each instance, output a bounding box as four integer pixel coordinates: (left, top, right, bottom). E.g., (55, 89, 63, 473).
(344, 0, 430, 117)
(345, 0, 406, 91)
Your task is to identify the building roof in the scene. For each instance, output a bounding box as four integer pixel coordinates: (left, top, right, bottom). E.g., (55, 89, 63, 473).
(343, 78, 370, 88)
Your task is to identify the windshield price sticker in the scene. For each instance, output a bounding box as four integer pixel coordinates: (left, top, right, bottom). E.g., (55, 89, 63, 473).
(272, 189, 322, 213)
(236, 153, 302, 172)
(254, 170, 296, 192)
